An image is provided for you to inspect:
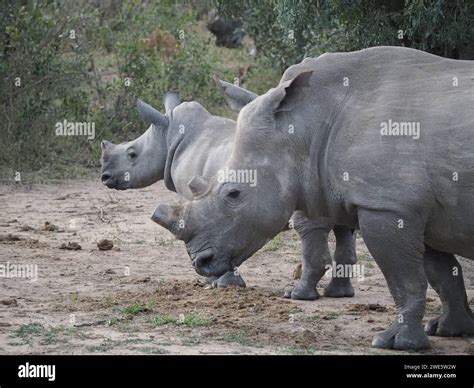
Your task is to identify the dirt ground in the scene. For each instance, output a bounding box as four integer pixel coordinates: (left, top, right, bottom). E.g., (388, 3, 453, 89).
(0, 179, 473, 355)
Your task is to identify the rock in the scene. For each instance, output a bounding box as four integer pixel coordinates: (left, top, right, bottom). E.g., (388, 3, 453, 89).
(97, 239, 113, 251)
(44, 221, 59, 231)
(0, 299, 18, 306)
(59, 242, 82, 250)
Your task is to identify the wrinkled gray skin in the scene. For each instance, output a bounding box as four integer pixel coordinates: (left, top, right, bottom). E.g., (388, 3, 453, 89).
(101, 89, 356, 297)
(153, 47, 474, 350)
(101, 93, 245, 288)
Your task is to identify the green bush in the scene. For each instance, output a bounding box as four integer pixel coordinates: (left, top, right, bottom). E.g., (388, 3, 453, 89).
(217, 0, 474, 70)
(0, 2, 94, 177)
(0, 0, 257, 179)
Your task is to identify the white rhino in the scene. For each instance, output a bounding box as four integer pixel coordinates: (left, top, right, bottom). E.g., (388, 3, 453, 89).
(101, 91, 356, 297)
(152, 47, 474, 350)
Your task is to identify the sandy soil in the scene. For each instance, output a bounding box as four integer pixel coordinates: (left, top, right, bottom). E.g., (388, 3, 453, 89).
(0, 180, 473, 355)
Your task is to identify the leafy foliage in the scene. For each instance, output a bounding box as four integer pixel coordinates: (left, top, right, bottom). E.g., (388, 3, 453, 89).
(217, 0, 474, 69)
(2, 0, 473, 178)
(0, 1, 242, 177)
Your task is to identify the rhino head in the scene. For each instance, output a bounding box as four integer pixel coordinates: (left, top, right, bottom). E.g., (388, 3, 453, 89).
(152, 72, 311, 277)
(100, 92, 181, 190)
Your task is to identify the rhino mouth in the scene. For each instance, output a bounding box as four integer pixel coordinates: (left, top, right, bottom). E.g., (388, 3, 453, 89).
(101, 172, 117, 188)
(103, 179, 117, 189)
(190, 248, 232, 277)
(101, 175, 127, 190)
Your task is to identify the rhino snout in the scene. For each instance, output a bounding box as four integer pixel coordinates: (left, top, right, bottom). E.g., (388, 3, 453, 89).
(101, 171, 116, 187)
(191, 248, 215, 277)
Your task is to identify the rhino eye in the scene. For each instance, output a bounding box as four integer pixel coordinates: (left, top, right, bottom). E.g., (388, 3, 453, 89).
(226, 189, 240, 199)
(127, 151, 137, 160)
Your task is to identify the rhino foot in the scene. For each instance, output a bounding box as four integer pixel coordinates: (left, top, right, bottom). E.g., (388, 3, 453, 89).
(372, 323, 429, 350)
(211, 271, 246, 288)
(425, 311, 474, 337)
(283, 284, 320, 300)
(323, 278, 354, 298)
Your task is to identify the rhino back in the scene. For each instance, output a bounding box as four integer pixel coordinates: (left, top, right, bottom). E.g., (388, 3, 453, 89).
(169, 103, 235, 199)
(286, 47, 474, 257)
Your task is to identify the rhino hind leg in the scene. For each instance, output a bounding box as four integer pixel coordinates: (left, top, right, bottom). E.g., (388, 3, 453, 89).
(212, 271, 246, 288)
(324, 225, 356, 298)
(284, 215, 331, 300)
(359, 209, 429, 350)
(423, 246, 474, 337)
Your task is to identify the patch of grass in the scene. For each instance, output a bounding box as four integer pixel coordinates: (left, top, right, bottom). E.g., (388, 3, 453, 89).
(13, 324, 78, 345)
(156, 238, 176, 247)
(284, 346, 319, 355)
(107, 317, 120, 326)
(150, 312, 212, 327)
(323, 311, 339, 320)
(182, 312, 212, 327)
(85, 339, 116, 353)
(262, 235, 283, 252)
(121, 303, 150, 316)
(357, 252, 373, 261)
(304, 314, 322, 323)
(123, 338, 149, 345)
(14, 323, 45, 339)
(364, 261, 374, 269)
(222, 329, 254, 347)
(304, 311, 339, 323)
(137, 346, 169, 355)
(289, 306, 302, 314)
(151, 314, 177, 326)
(425, 304, 443, 315)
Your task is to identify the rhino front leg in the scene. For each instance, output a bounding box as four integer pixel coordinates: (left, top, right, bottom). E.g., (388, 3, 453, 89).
(284, 215, 332, 300)
(324, 225, 356, 298)
(359, 209, 429, 350)
(423, 247, 474, 337)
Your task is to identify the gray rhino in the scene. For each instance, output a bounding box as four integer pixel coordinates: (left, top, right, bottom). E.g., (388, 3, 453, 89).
(152, 46, 474, 350)
(101, 91, 356, 298)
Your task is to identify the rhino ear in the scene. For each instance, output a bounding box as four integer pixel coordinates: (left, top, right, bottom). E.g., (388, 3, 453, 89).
(164, 91, 181, 115)
(213, 75, 258, 112)
(188, 176, 210, 198)
(269, 71, 312, 113)
(101, 140, 113, 151)
(136, 99, 168, 128)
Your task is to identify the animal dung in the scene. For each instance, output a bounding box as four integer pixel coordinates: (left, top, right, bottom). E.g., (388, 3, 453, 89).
(59, 242, 82, 250)
(97, 239, 114, 251)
